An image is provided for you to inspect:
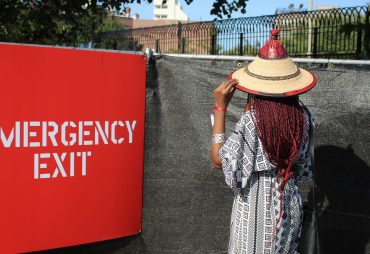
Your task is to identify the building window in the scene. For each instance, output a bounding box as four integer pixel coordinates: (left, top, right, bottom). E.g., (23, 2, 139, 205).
(155, 14, 167, 19)
(155, 4, 168, 9)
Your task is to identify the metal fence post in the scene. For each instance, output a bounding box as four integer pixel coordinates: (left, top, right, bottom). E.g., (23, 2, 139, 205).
(239, 33, 244, 56)
(211, 34, 216, 55)
(365, 8, 370, 58)
(181, 38, 186, 54)
(155, 39, 160, 53)
(178, 22, 182, 53)
(356, 25, 363, 59)
(355, 11, 365, 59)
(313, 27, 318, 58)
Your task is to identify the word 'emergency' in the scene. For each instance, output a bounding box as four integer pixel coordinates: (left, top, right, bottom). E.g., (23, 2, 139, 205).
(0, 120, 137, 179)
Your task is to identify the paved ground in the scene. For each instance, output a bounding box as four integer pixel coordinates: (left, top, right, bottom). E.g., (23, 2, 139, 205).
(35, 56, 370, 254)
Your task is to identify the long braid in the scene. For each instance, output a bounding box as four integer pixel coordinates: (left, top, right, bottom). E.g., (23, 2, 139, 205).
(250, 95, 304, 236)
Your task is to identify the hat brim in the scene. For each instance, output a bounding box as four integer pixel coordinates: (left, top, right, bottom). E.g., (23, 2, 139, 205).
(229, 67, 317, 97)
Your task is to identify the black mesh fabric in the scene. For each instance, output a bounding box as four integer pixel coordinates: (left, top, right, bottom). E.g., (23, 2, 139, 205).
(146, 56, 370, 254)
(37, 55, 370, 254)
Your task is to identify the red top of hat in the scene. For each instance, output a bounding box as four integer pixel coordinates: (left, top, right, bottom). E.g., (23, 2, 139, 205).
(258, 29, 288, 60)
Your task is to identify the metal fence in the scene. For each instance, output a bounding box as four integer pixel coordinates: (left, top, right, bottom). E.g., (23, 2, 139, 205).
(94, 6, 370, 59)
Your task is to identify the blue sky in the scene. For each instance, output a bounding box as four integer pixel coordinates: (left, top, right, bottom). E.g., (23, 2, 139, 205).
(126, 0, 369, 21)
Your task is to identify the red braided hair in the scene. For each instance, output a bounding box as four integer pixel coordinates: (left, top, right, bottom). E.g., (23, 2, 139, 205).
(250, 95, 304, 226)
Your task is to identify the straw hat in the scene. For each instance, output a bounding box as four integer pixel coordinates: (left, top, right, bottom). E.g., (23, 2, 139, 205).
(230, 29, 317, 97)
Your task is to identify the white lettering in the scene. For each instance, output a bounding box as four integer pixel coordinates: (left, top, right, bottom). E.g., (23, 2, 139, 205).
(126, 120, 137, 143)
(61, 122, 68, 146)
(0, 127, 14, 148)
(1, 120, 138, 149)
(52, 153, 67, 178)
(34, 151, 92, 179)
(23, 122, 29, 147)
(34, 154, 39, 179)
(61, 122, 77, 146)
(94, 121, 109, 145)
(42, 121, 47, 146)
(70, 152, 75, 177)
(48, 122, 58, 146)
(83, 121, 93, 145)
(15, 122, 20, 147)
(77, 151, 92, 176)
(78, 122, 83, 145)
(111, 121, 125, 144)
(29, 121, 40, 147)
(69, 121, 77, 146)
(34, 153, 51, 179)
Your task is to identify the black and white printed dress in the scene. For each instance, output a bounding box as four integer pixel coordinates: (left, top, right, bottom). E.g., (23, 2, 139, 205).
(219, 108, 313, 254)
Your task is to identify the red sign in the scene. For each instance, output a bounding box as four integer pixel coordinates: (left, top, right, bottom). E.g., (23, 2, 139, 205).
(0, 43, 146, 253)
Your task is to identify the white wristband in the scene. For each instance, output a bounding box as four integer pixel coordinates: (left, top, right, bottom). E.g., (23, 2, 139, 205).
(210, 112, 215, 127)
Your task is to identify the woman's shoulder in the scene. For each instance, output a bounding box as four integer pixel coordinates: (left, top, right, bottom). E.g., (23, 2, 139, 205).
(299, 102, 314, 116)
(300, 104, 315, 127)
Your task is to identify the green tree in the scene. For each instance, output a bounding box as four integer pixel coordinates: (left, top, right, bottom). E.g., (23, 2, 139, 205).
(0, 0, 108, 45)
(224, 41, 259, 56)
(281, 10, 370, 59)
(0, 0, 250, 45)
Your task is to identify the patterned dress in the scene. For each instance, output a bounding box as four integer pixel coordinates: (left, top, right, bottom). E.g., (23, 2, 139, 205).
(219, 108, 313, 254)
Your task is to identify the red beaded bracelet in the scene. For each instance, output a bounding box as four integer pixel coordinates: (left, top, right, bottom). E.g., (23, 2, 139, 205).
(212, 106, 227, 112)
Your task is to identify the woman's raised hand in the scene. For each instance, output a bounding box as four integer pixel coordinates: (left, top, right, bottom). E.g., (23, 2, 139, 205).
(213, 79, 239, 109)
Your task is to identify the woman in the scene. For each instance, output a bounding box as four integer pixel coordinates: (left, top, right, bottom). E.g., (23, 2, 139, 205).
(211, 30, 316, 254)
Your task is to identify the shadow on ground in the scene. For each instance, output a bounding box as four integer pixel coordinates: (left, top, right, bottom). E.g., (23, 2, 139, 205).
(312, 145, 370, 254)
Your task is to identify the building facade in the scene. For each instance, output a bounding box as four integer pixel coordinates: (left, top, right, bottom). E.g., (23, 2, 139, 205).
(153, 0, 189, 21)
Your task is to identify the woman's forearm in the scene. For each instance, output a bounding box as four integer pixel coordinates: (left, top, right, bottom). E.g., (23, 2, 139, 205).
(211, 79, 238, 169)
(211, 111, 226, 168)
